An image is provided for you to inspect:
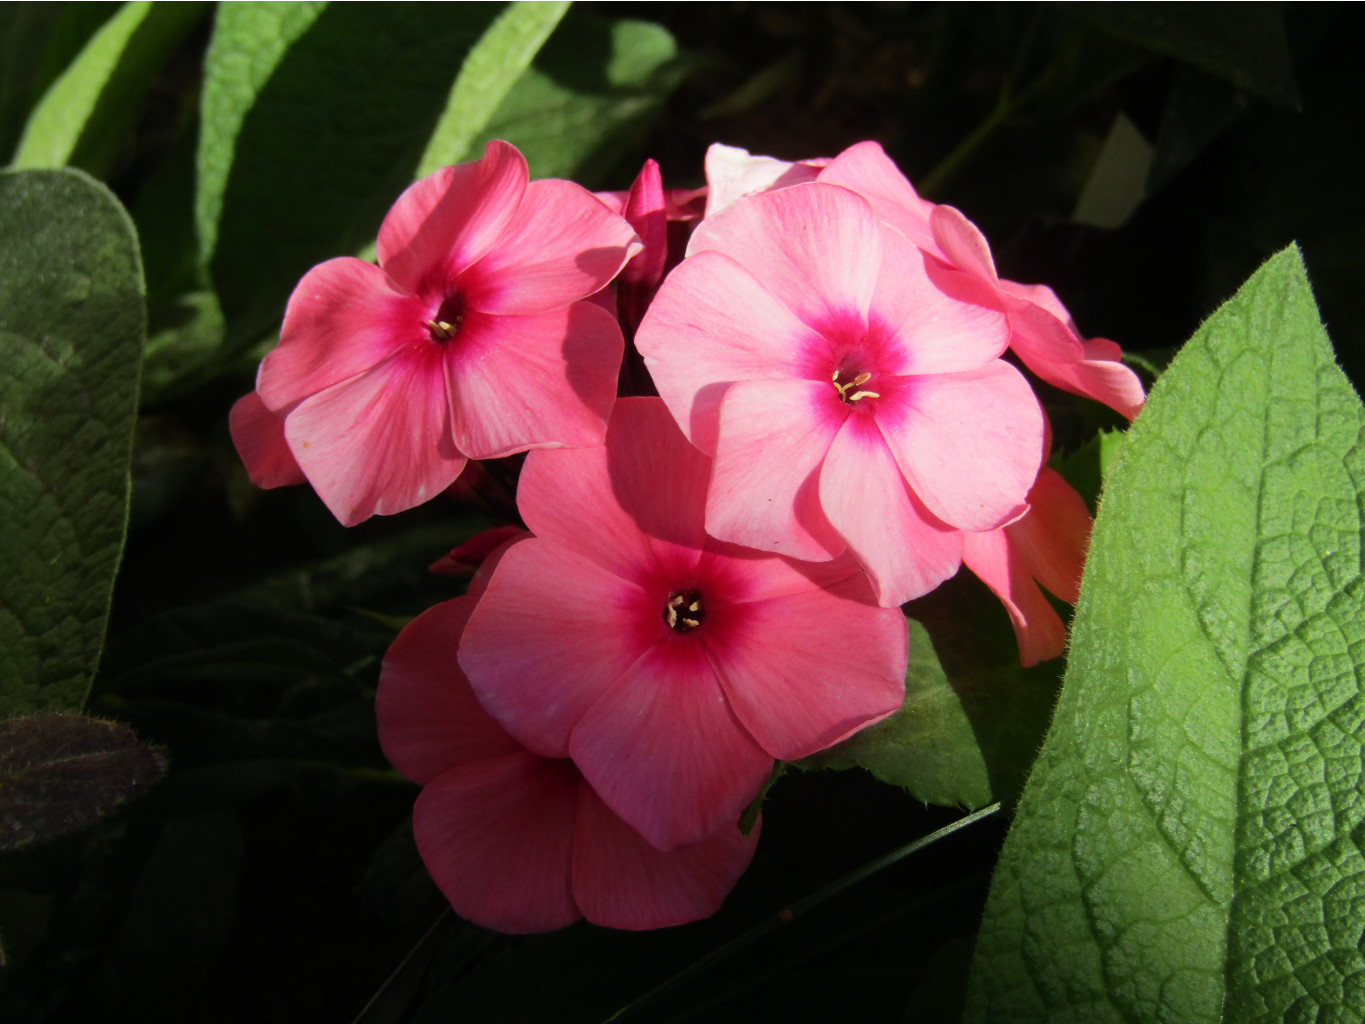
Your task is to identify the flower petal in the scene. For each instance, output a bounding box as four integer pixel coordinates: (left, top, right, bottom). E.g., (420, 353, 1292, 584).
(460, 178, 641, 315)
(284, 343, 464, 525)
(876, 362, 1043, 532)
(414, 753, 580, 933)
(376, 597, 522, 785)
(259, 257, 424, 413)
(819, 413, 963, 605)
(444, 301, 621, 459)
(815, 140, 939, 253)
(703, 142, 824, 218)
(1006, 467, 1092, 603)
(704, 578, 907, 760)
(706, 378, 847, 561)
(570, 639, 773, 851)
(378, 139, 528, 293)
(571, 784, 759, 930)
(229, 391, 305, 488)
(962, 528, 1068, 667)
(930, 204, 998, 282)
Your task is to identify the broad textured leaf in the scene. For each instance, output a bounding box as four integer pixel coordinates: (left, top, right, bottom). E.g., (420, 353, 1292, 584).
(0, 714, 166, 849)
(966, 246, 1365, 1022)
(470, 14, 693, 183)
(11, 1, 205, 176)
(801, 573, 1063, 811)
(0, 169, 145, 714)
(196, 2, 505, 346)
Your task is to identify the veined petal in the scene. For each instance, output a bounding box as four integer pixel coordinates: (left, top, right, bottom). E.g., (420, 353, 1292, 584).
(459, 540, 654, 758)
(819, 414, 963, 606)
(686, 182, 882, 335)
(376, 597, 521, 785)
(284, 344, 464, 525)
(460, 178, 641, 315)
(815, 140, 939, 253)
(876, 363, 1043, 532)
(636, 249, 826, 453)
(229, 391, 305, 488)
(930, 204, 999, 282)
(259, 257, 424, 412)
(571, 785, 759, 930)
(414, 753, 580, 934)
(570, 640, 773, 852)
(706, 378, 847, 562)
(704, 579, 907, 760)
(962, 528, 1068, 667)
(1006, 467, 1092, 603)
(378, 140, 528, 293)
(444, 302, 621, 459)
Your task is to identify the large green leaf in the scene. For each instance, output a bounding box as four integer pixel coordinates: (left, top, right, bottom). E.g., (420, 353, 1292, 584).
(196, 2, 506, 347)
(0, 169, 145, 715)
(966, 246, 1365, 1022)
(11, 1, 205, 176)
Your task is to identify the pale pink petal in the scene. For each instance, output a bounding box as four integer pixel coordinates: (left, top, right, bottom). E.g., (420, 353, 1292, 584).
(686, 182, 882, 334)
(703, 578, 907, 760)
(444, 302, 621, 459)
(815, 140, 939, 253)
(513, 397, 710, 584)
(875, 363, 1043, 532)
(705, 378, 847, 561)
(378, 140, 528, 292)
(818, 413, 963, 606)
(570, 640, 773, 852)
(229, 391, 305, 488)
(871, 228, 1008, 375)
(930, 204, 999, 282)
(1003, 293, 1086, 364)
(997, 278, 1073, 323)
(962, 528, 1068, 667)
(1006, 467, 1091, 603)
(414, 753, 580, 933)
(284, 345, 464, 525)
(636, 250, 826, 453)
(376, 597, 521, 784)
(703, 142, 825, 218)
(259, 258, 425, 412)
(458, 539, 654, 758)
(460, 178, 641, 315)
(572, 784, 759, 930)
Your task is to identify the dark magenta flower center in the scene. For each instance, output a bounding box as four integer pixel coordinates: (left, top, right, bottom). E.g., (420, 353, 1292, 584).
(425, 292, 467, 342)
(663, 590, 704, 633)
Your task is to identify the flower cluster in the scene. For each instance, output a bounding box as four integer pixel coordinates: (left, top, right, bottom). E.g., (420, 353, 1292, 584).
(234, 139, 1144, 933)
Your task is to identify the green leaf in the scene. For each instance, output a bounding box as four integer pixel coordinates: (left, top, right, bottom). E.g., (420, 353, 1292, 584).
(0, 4, 64, 162)
(966, 246, 1365, 1022)
(0, 714, 166, 850)
(0, 168, 145, 714)
(196, 2, 506, 347)
(414, 0, 571, 178)
(11, 1, 206, 176)
(471, 13, 693, 183)
(800, 573, 1063, 811)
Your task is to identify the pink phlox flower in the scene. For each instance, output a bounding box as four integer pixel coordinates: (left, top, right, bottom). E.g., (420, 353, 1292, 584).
(253, 140, 641, 526)
(703, 143, 828, 219)
(457, 398, 909, 852)
(378, 595, 758, 933)
(229, 390, 305, 489)
(635, 180, 1046, 607)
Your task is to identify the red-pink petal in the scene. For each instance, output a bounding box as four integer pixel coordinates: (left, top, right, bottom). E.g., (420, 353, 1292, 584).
(414, 753, 580, 933)
(259, 257, 425, 413)
(962, 528, 1067, 667)
(1006, 467, 1092, 603)
(705, 378, 847, 561)
(876, 363, 1043, 532)
(815, 140, 939, 253)
(460, 178, 640, 315)
(376, 597, 521, 784)
(378, 140, 528, 293)
(229, 391, 305, 488)
(703, 578, 907, 760)
(571, 784, 759, 930)
(686, 182, 882, 335)
(818, 414, 963, 606)
(458, 539, 654, 758)
(620, 158, 668, 289)
(636, 250, 824, 453)
(284, 344, 464, 525)
(570, 639, 773, 852)
(930, 204, 999, 282)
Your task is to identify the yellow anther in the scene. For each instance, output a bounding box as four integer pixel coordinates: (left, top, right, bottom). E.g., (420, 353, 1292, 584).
(847, 389, 880, 401)
(426, 319, 455, 340)
(852, 372, 871, 386)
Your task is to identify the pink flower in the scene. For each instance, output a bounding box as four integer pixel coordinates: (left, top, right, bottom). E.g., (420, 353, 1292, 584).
(253, 140, 641, 526)
(378, 595, 758, 933)
(963, 467, 1092, 666)
(635, 181, 1045, 607)
(228, 390, 305, 489)
(457, 398, 908, 852)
